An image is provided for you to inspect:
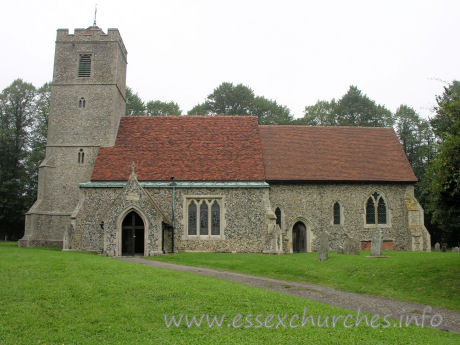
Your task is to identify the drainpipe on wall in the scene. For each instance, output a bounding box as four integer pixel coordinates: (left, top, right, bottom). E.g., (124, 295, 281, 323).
(170, 177, 176, 253)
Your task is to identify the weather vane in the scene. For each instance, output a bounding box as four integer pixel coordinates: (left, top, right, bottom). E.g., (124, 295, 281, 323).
(93, 4, 98, 26)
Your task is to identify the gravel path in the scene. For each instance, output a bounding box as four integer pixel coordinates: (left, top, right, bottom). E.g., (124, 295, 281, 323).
(117, 257, 460, 333)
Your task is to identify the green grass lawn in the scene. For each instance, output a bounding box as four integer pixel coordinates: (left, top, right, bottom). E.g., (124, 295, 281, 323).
(0, 242, 459, 345)
(149, 250, 460, 311)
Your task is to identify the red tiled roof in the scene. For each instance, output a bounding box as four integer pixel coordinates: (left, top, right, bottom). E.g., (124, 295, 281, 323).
(91, 116, 266, 181)
(259, 125, 417, 182)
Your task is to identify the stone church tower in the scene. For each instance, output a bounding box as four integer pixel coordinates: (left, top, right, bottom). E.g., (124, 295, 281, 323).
(19, 26, 127, 246)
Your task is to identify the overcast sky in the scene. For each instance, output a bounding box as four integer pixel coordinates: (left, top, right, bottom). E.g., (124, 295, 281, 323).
(1, 0, 459, 118)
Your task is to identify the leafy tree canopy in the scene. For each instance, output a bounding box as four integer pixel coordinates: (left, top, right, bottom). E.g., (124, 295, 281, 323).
(301, 86, 394, 127)
(187, 82, 293, 124)
(424, 81, 460, 245)
(145, 100, 181, 116)
(125, 87, 145, 115)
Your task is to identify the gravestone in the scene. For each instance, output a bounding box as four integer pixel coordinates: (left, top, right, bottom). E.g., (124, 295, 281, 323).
(452, 247, 459, 253)
(344, 236, 360, 255)
(318, 232, 329, 262)
(434, 242, 440, 252)
(370, 230, 383, 256)
(441, 244, 447, 252)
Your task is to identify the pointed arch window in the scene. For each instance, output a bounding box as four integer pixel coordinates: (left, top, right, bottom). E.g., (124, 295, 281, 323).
(275, 207, 281, 227)
(79, 97, 86, 108)
(377, 198, 387, 224)
(333, 202, 341, 225)
(366, 192, 388, 225)
(199, 202, 208, 235)
(188, 201, 197, 235)
(78, 149, 85, 164)
(211, 201, 220, 235)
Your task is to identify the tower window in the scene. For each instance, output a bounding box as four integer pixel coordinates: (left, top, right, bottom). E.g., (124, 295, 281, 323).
(78, 54, 92, 77)
(79, 97, 86, 108)
(78, 149, 85, 164)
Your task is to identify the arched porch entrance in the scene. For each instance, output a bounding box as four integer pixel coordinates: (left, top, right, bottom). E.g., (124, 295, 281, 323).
(121, 211, 145, 256)
(292, 221, 307, 253)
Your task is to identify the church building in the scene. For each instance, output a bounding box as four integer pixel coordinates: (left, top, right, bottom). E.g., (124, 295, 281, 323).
(19, 26, 431, 255)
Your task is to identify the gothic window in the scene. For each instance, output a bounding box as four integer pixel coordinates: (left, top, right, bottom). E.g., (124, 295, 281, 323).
(186, 198, 222, 238)
(79, 97, 86, 108)
(200, 202, 208, 235)
(188, 202, 197, 235)
(377, 198, 387, 224)
(333, 202, 341, 225)
(78, 149, 85, 164)
(211, 201, 220, 235)
(366, 197, 375, 224)
(78, 54, 92, 77)
(366, 192, 388, 226)
(275, 207, 281, 227)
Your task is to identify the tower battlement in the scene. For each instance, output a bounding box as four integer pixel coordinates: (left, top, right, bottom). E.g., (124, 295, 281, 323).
(56, 27, 127, 57)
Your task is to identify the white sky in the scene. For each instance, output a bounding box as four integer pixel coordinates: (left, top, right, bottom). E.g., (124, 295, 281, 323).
(1, 0, 459, 118)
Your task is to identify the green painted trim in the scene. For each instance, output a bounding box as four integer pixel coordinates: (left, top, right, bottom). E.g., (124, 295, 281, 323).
(79, 181, 270, 189)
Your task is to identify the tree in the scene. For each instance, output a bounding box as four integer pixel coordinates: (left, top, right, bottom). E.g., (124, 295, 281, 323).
(25, 83, 50, 207)
(301, 86, 394, 127)
(188, 82, 293, 124)
(424, 81, 460, 246)
(125, 87, 145, 115)
(187, 103, 209, 116)
(302, 99, 338, 126)
(394, 105, 435, 181)
(0, 79, 36, 240)
(145, 100, 181, 116)
(251, 96, 293, 124)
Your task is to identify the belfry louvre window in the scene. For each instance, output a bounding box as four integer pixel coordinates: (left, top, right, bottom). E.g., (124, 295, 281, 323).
(186, 198, 222, 238)
(78, 54, 92, 77)
(366, 192, 387, 225)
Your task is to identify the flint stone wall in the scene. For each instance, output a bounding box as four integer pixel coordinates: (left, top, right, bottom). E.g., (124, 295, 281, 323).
(72, 186, 269, 254)
(269, 182, 414, 252)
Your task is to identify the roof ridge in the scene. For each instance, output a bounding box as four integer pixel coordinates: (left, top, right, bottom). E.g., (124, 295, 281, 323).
(259, 124, 393, 129)
(121, 115, 258, 119)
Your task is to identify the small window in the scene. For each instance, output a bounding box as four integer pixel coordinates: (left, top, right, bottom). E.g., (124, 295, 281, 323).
(275, 207, 281, 227)
(78, 54, 92, 77)
(366, 197, 375, 224)
(79, 97, 86, 108)
(333, 202, 341, 225)
(188, 202, 197, 235)
(78, 149, 85, 164)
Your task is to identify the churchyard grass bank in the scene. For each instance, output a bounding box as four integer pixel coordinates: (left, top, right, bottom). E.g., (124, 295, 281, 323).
(0, 242, 459, 344)
(149, 251, 460, 311)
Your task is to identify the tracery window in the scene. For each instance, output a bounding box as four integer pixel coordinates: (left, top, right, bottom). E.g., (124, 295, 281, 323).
(366, 192, 387, 225)
(79, 97, 86, 108)
(186, 198, 222, 238)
